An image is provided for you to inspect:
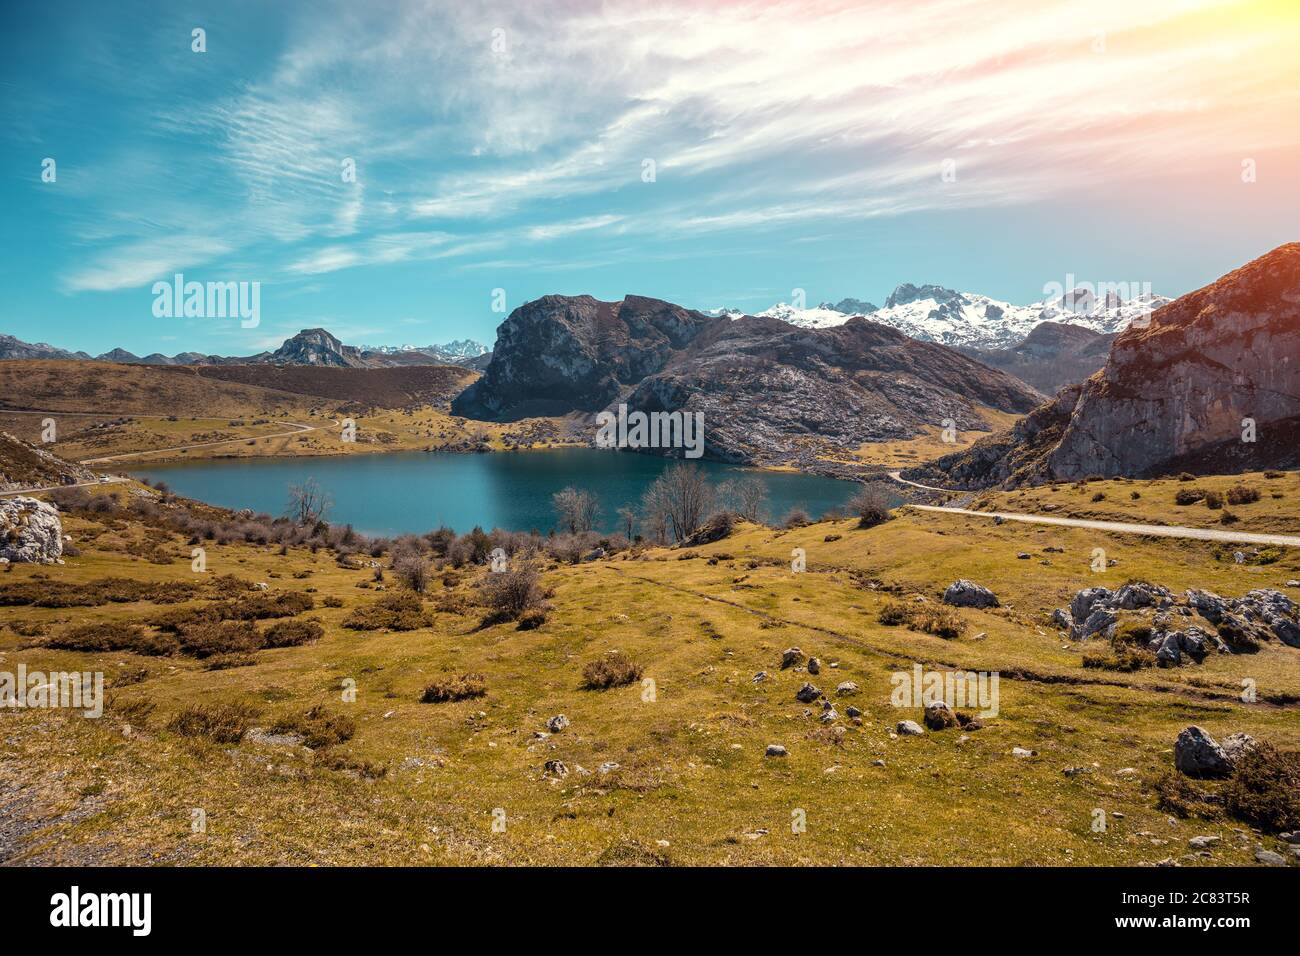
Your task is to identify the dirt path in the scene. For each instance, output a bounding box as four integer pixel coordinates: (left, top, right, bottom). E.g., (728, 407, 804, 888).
(0, 477, 128, 498)
(81, 420, 322, 464)
(886, 471, 1300, 548)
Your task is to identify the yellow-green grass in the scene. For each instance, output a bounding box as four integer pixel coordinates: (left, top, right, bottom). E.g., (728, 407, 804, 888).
(830, 407, 1022, 468)
(2, 504, 1298, 865)
(969, 471, 1300, 536)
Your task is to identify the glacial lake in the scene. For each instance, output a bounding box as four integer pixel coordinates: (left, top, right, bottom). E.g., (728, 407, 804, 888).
(127, 449, 861, 537)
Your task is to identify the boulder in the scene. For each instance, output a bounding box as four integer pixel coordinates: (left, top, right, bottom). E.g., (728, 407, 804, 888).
(1174, 726, 1232, 778)
(923, 701, 958, 730)
(780, 647, 805, 669)
(896, 720, 925, 736)
(835, 681, 858, 697)
(0, 496, 63, 564)
(1070, 587, 1112, 624)
(764, 744, 788, 758)
(1220, 732, 1259, 765)
(547, 714, 569, 733)
(942, 580, 999, 608)
(795, 682, 821, 704)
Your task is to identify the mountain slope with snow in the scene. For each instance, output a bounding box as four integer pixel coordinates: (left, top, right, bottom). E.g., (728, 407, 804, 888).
(731, 284, 1171, 349)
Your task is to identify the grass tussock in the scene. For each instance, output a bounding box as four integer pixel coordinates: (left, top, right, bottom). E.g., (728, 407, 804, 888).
(582, 651, 644, 689)
(167, 701, 261, 744)
(420, 673, 487, 703)
(877, 601, 966, 639)
(270, 705, 356, 749)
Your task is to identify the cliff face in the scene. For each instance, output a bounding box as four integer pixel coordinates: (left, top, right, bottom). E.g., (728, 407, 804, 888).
(452, 295, 723, 419)
(454, 294, 1044, 464)
(910, 244, 1300, 486)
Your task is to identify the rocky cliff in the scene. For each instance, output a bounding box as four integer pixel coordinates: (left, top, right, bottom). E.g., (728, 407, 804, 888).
(958, 321, 1115, 395)
(909, 244, 1300, 486)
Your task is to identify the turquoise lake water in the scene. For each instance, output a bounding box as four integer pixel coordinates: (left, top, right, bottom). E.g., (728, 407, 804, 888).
(127, 449, 861, 536)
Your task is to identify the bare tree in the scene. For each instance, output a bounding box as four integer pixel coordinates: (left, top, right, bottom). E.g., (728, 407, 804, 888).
(641, 463, 714, 542)
(733, 476, 768, 523)
(616, 505, 638, 540)
(552, 486, 599, 534)
(286, 478, 332, 525)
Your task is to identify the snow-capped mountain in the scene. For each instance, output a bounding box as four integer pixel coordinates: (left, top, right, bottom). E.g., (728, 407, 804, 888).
(359, 339, 489, 364)
(729, 284, 1171, 349)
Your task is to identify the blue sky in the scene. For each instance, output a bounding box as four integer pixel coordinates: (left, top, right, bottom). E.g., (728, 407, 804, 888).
(2, 0, 1298, 357)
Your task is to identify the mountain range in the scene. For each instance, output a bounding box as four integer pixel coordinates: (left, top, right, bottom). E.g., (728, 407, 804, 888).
(0, 329, 490, 369)
(733, 283, 1171, 350)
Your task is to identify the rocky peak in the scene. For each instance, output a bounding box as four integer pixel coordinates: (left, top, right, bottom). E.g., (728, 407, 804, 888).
(884, 283, 966, 309)
(270, 328, 365, 368)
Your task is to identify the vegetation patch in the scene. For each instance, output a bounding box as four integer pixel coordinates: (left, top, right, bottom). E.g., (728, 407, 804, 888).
(420, 673, 487, 703)
(167, 701, 261, 744)
(343, 592, 431, 631)
(270, 705, 356, 749)
(582, 651, 644, 689)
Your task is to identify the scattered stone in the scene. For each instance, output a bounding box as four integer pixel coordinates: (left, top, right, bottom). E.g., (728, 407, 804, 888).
(1016, 552, 1031, 560)
(835, 681, 858, 696)
(1012, 747, 1037, 758)
(597, 761, 620, 774)
(845, 705, 862, 719)
(1188, 835, 1220, 849)
(795, 682, 821, 704)
(764, 744, 787, 758)
(1254, 849, 1286, 867)
(871, 759, 886, 767)
(547, 714, 569, 733)
(942, 579, 999, 608)
(1063, 766, 1091, 777)
(807, 657, 821, 675)
(543, 760, 569, 777)
(752, 671, 768, 683)
(1174, 726, 1232, 778)
(1051, 608, 1072, 629)
(819, 709, 838, 724)
(780, 647, 805, 669)
(896, 720, 925, 736)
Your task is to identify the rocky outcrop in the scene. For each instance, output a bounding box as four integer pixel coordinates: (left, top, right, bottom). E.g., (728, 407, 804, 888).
(1057, 581, 1300, 663)
(0, 496, 64, 564)
(1174, 726, 1233, 778)
(910, 244, 1300, 485)
(0, 432, 97, 491)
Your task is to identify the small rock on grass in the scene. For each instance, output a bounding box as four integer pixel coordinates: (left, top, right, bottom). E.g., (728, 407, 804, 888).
(765, 744, 788, 758)
(896, 720, 925, 736)
(1254, 849, 1287, 866)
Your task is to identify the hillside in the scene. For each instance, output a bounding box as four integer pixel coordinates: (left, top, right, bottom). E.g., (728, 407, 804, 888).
(1, 476, 1297, 864)
(958, 322, 1115, 395)
(0, 432, 97, 490)
(910, 244, 1300, 487)
(190, 364, 477, 410)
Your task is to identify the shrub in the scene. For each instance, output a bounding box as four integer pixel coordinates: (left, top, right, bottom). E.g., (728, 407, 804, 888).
(781, 508, 811, 529)
(1226, 484, 1260, 505)
(263, 618, 324, 648)
(1203, 490, 1224, 510)
(582, 651, 644, 689)
(167, 701, 260, 744)
(391, 548, 432, 593)
(175, 620, 264, 658)
(848, 483, 894, 529)
(877, 603, 911, 626)
(203, 653, 256, 671)
(47, 621, 177, 656)
(420, 673, 487, 703)
(477, 561, 545, 623)
(1174, 488, 1206, 505)
(322, 595, 344, 608)
(1090, 491, 1106, 502)
(1221, 743, 1300, 834)
(270, 705, 356, 749)
(342, 592, 431, 631)
(227, 591, 314, 620)
(1149, 770, 1217, 819)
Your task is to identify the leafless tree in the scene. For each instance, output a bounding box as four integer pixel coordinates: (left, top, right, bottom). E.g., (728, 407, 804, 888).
(848, 482, 895, 528)
(732, 476, 768, 523)
(552, 486, 599, 534)
(616, 505, 638, 540)
(286, 478, 332, 525)
(642, 463, 714, 542)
